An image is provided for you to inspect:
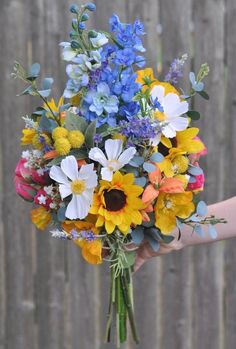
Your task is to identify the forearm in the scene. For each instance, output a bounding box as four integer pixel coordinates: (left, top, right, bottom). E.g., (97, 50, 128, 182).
(180, 196, 236, 248)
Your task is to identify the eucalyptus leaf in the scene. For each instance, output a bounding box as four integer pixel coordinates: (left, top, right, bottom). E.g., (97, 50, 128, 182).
(197, 200, 208, 216)
(208, 224, 217, 239)
(39, 114, 57, 132)
(42, 77, 54, 90)
(129, 156, 144, 167)
(27, 63, 40, 80)
(142, 212, 155, 227)
(134, 177, 146, 187)
(85, 120, 96, 148)
(57, 207, 66, 222)
(150, 152, 164, 163)
(159, 234, 175, 244)
(143, 162, 156, 173)
(131, 226, 144, 245)
(188, 165, 203, 176)
(146, 236, 160, 252)
(65, 111, 88, 132)
(17, 86, 35, 96)
(38, 89, 51, 98)
(194, 224, 204, 237)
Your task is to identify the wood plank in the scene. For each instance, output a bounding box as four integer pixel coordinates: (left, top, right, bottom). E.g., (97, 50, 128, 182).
(192, 0, 225, 348)
(158, 1, 193, 348)
(223, 0, 236, 347)
(127, 0, 160, 68)
(0, 1, 37, 348)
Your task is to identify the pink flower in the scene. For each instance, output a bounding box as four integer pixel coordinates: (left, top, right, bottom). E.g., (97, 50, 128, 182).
(15, 159, 31, 181)
(31, 170, 50, 186)
(34, 189, 52, 209)
(14, 176, 37, 202)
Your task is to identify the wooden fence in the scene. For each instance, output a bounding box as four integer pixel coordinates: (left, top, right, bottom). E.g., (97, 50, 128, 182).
(1, 0, 236, 348)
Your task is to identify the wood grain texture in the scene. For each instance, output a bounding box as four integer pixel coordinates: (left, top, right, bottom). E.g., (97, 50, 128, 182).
(224, 0, 236, 348)
(0, 1, 37, 349)
(0, 0, 236, 348)
(192, 1, 225, 348)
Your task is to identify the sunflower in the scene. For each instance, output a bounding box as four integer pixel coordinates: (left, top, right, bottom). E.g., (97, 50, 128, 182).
(90, 171, 145, 234)
(154, 191, 194, 234)
(62, 218, 102, 265)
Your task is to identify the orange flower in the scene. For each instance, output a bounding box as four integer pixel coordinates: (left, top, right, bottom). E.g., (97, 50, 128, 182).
(142, 166, 184, 204)
(62, 219, 102, 265)
(31, 206, 51, 230)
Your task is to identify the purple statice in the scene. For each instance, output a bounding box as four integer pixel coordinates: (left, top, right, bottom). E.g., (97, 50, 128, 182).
(93, 133, 103, 144)
(119, 117, 157, 141)
(80, 230, 96, 242)
(70, 229, 80, 240)
(164, 54, 188, 85)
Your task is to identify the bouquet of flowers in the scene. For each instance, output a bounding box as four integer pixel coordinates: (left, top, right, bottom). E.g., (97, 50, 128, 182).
(13, 3, 225, 347)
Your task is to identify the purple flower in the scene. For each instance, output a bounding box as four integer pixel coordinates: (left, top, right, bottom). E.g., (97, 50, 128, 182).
(119, 117, 157, 141)
(93, 133, 103, 144)
(80, 230, 96, 241)
(165, 54, 188, 85)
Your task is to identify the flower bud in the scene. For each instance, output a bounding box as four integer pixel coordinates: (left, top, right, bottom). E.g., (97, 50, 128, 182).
(88, 30, 98, 38)
(14, 176, 37, 202)
(78, 22, 86, 30)
(15, 158, 31, 181)
(71, 40, 82, 49)
(85, 3, 96, 11)
(69, 4, 79, 14)
(81, 13, 89, 21)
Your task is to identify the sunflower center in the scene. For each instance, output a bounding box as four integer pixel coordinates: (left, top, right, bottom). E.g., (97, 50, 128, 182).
(104, 189, 126, 212)
(71, 179, 85, 195)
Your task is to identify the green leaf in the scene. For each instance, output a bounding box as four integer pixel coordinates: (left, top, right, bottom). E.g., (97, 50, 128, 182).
(85, 120, 96, 148)
(69, 148, 88, 159)
(187, 110, 201, 120)
(159, 234, 175, 244)
(142, 212, 155, 227)
(57, 207, 66, 222)
(198, 90, 210, 100)
(122, 251, 136, 268)
(65, 111, 88, 132)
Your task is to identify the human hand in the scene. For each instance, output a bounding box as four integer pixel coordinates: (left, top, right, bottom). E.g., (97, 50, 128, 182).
(133, 230, 184, 272)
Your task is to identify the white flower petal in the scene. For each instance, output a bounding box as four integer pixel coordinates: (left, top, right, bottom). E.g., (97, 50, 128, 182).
(162, 124, 177, 138)
(101, 167, 113, 181)
(65, 195, 88, 220)
(168, 116, 188, 131)
(105, 139, 123, 160)
(163, 93, 188, 117)
(49, 165, 69, 184)
(151, 85, 165, 105)
(117, 147, 136, 166)
(150, 133, 161, 146)
(59, 183, 72, 199)
(61, 155, 79, 181)
(89, 148, 107, 167)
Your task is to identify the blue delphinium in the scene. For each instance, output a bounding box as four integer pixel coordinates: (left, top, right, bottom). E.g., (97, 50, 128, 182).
(119, 102, 140, 119)
(113, 70, 141, 103)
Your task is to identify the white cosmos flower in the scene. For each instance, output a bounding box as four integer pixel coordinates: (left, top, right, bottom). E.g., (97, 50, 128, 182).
(151, 85, 189, 138)
(89, 139, 136, 181)
(49, 155, 97, 220)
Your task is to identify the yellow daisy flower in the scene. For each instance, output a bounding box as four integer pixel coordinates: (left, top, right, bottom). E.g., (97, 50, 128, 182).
(90, 171, 145, 235)
(62, 219, 102, 265)
(154, 192, 194, 234)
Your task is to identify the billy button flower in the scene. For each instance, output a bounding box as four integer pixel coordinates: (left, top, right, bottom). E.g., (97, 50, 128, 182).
(52, 127, 85, 156)
(90, 171, 145, 234)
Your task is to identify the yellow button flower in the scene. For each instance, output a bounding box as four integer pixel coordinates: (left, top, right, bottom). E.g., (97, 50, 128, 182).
(52, 127, 69, 140)
(54, 137, 71, 155)
(68, 130, 85, 148)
